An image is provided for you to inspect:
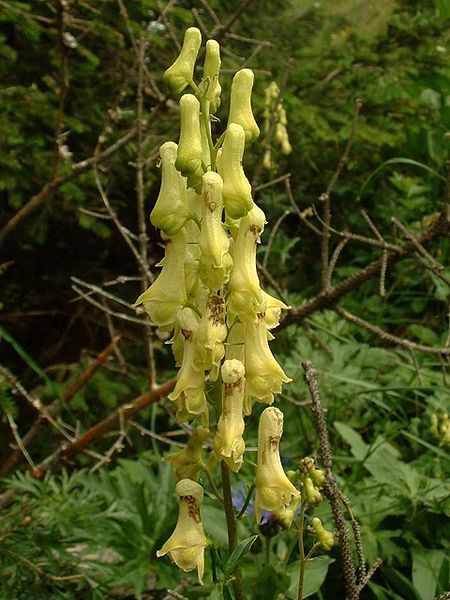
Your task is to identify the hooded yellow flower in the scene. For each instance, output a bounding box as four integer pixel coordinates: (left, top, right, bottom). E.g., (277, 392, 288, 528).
(134, 230, 188, 331)
(213, 359, 246, 472)
(157, 479, 208, 583)
(255, 407, 300, 524)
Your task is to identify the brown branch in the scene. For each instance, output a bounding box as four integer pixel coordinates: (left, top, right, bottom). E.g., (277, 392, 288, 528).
(302, 361, 359, 600)
(0, 378, 176, 508)
(279, 215, 450, 331)
(0, 337, 120, 478)
(335, 306, 450, 356)
(0, 103, 164, 246)
(321, 99, 362, 289)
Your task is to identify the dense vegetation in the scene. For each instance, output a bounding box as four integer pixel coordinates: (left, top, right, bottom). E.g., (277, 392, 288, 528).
(1, 1, 449, 599)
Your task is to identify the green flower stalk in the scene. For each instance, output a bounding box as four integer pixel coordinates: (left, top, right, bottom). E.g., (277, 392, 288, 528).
(143, 29, 295, 588)
(164, 27, 202, 95)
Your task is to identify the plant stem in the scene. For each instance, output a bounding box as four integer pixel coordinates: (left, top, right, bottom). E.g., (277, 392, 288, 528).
(221, 461, 244, 600)
(236, 483, 255, 519)
(297, 501, 307, 600)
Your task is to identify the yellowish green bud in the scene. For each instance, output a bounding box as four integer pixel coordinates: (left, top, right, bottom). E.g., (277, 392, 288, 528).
(272, 495, 301, 529)
(244, 314, 292, 404)
(312, 517, 335, 552)
(176, 94, 203, 177)
(134, 230, 188, 330)
(303, 476, 322, 506)
(216, 123, 253, 219)
(163, 27, 202, 95)
(213, 359, 246, 472)
(150, 142, 190, 236)
(255, 407, 300, 524)
(199, 39, 221, 114)
(198, 172, 232, 291)
(228, 68, 260, 145)
(310, 467, 326, 488)
(169, 308, 208, 424)
(227, 204, 266, 323)
(164, 427, 209, 482)
(156, 479, 208, 583)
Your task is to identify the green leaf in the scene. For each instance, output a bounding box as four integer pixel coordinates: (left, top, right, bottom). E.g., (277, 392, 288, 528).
(286, 556, 334, 599)
(334, 421, 368, 461)
(225, 535, 258, 577)
(412, 548, 446, 600)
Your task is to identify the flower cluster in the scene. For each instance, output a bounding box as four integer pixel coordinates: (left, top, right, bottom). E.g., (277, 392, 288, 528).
(136, 28, 300, 583)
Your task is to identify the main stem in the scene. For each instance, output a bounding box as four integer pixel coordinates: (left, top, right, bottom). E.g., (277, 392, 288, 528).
(221, 461, 244, 600)
(297, 502, 307, 600)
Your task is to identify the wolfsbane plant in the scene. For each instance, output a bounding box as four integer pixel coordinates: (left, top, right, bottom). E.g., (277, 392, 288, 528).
(134, 28, 332, 591)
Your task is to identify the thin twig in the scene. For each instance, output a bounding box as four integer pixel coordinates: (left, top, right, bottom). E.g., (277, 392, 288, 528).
(321, 99, 362, 289)
(335, 306, 450, 356)
(302, 361, 359, 600)
(262, 209, 290, 271)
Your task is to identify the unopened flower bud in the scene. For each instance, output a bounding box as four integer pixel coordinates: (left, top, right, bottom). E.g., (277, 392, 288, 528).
(150, 142, 190, 235)
(228, 69, 260, 145)
(255, 407, 300, 524)
(164, 27, 202, 95)
(199, 172, 232, 291)
(272, 495, 301, 529)
(303, 477, 322, 506)
(199, 39, 221, 113)
(217, 123, 253, 219)
(176, 94, 203, 177)
(157, 479, 208, 583)
(213, 359, 246, 472)
(312, 517, 335, 552)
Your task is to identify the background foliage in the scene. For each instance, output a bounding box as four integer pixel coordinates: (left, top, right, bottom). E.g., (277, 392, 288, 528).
(1, 0, 449, 599)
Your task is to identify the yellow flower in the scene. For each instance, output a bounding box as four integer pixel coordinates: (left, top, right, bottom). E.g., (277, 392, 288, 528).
(227, 69, 260, 145)
(150, 142, 190, 236)
(213, 359, 246, 472)
(199, 39, 221, 114)
(157, 479, 208, 583)
(262, 290, 290, 330)
(164, 427, 209, 482)
(227, 204, 266, 323)
(134, 230, 188, 330)
(216, 123, 253, 219)
(176, 94, 203, 178)
(255, 407, 300, 524)
(195, 295, 227, 380)
(163, 27, 202, 95)
(199, 172, 233, 291)
(169, 308, 208, 424)
(244, 314, 291, 404)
